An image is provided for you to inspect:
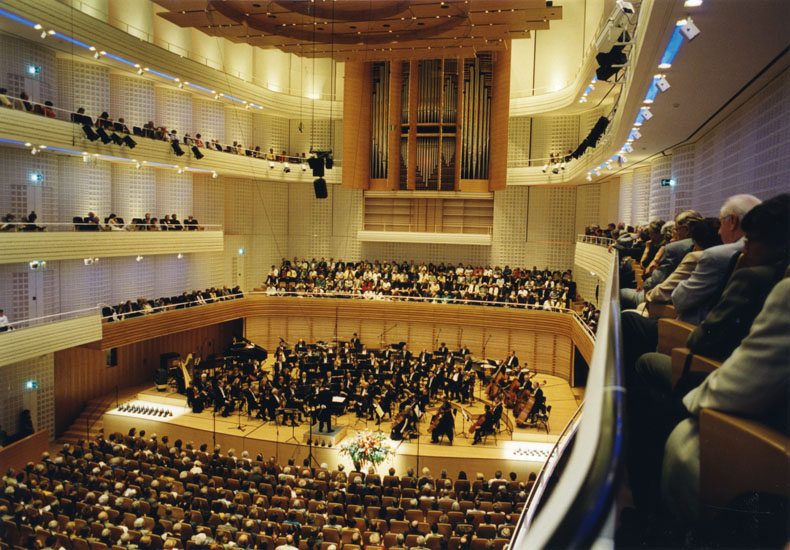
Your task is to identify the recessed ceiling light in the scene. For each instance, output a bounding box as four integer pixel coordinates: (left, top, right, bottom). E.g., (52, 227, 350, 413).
(684, 0, 703, 6)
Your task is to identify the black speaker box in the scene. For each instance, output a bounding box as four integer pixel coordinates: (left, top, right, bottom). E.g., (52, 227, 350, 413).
(314, 178, 328, 199)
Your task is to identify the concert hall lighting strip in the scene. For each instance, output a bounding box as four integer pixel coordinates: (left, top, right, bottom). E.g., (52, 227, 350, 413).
(0, 8, 270, 110)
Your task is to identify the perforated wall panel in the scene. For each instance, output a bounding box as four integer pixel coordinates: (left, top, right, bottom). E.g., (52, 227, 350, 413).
(526, 186, 576, 270)
(491, 186, 529, 266)
(224, 107, 253, 151)
(0, 354, 55, 441)
(631, 167, 651, 225)
(253, 113, 289, 156)
(0, 147, 58, 224)
(109, 256, 156, 305)
(530, 116, 580, 167)
(574, 184, 601, 236)
(618, 172, 633, 225)
(223, 178, 254, 235)
(56, 59, 109, 117)
(251, 181, 289, 286)
(648, 156, 672, 222)
(507, 116, 532, 168)
(192, 98, 225, 143)
(0, 34, 57, 107)
(287, 183, 333, 260)
(58, 258, 111, 314)
(57, 156, 112, 224)
(192, 173, 225, 227)
(670, 144, 695, 214)
(109, 74, 155, 128)
(111, 164, 156, 222)
(155, 170, 193, 220)
(331, 186, 363, 261)
(155, 86, 193, 137)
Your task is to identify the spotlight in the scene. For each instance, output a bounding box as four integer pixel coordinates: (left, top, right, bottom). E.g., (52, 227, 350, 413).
(83, 154, 90, 163)
(137, 68, 144, 75)
(41, 30, 47, 39)
(94, 51, 101, 59)
(178, 82, 183, 89)
(34, 24, 42, 30)
(135, 161, 141, 169)
(624, 143, 633, 153)
(594, 169, 601, 176)
(283, 162, 290, 173)
(136, 255, 144, 262)
(560, 162, 566, 170)
(177, 253, 183, 259)
(211, 171, 218, 179)
(656, 76, 670, 92)
(325, 157, 333, 169)
(679, 17, 700, 40)
(541, 164, 548, 173)
(238, 248, 246, 255)
(301, 163, 307, 171)
(619, 154, 627, 166)
(632, 128, 642, 140)
(307, 156, 325, 177)
(605, 162, 612, 171)
(82, 125, 100, 141)
(641, 108, 653, 120)
(586, 173, 592, 182)
(31, 147, 38, 155)
(177, 167, 183, 174)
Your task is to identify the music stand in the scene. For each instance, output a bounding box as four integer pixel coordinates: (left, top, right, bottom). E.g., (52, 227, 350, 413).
(283, 409, 300, 444)
(233, 399, 246, 432)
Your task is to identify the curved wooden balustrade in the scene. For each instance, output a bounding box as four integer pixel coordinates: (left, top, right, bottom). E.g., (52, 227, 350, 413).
(99, 296, 595, 382)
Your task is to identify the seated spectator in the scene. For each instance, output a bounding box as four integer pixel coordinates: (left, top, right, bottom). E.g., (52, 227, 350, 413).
(0, 213, 16, 231)
(14, 90, 32, 112)
(169, 214, 183, 231)
(42, 100, 56, 118)
(106, 213, 124, 230)
(84, 212, 101, 231)
(0, 87, 12, 108)
(22, 210, 45, 231)
(194, 133, 204, 147)
(185, 215, 201, 230)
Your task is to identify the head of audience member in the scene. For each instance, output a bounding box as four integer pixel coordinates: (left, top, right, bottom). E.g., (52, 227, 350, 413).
(719, 194, 762, 244)
(673, 210, 703, 241)
(691, 218, 723, 251)
(740, 193, 790, 268)
(647, 219, 665, 243)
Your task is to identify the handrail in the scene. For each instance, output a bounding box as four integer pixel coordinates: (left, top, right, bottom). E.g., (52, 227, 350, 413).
(577, 234, 616, 246)
(361, 224, 493, 235)
(0, 93, 317, 162)
(85, 385, 118, 441)
(0, 306, 99, 332)
(0, 221, 222, 231)
(511, 250, 624, 547)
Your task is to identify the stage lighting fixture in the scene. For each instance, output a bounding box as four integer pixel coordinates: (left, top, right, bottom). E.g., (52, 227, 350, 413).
(211, 171, 218, 179)
(632, 128, 642, 140)
(96, 127, 112, 144)
(606, 162, 613, 171)
(656, 76, 670, 92)
(135, 161, 141, 169)
(541, 164, 548, 173)
(586, 173, 592, 182)
(137, 68, 144, 75)
(301, 163, 307, 171)
(679, 17, 700, 40)
(136, 255, 144, 262)
(325, 157, 334, 169)
(283, 162, 290, 173)
(641, 108, 653, 120)
(307, 156, 325, 177)
(595, 32, 630, 82)
(313, 177, 328, 199)
(30, 147, 38, 155)
(82, 125, 100, 141)
(625, 143, 633, 153)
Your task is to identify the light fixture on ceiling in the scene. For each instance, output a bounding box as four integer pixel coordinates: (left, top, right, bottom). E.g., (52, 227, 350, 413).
(642, 108, 653, 120)
(624, 143, 633, 153)
(656, 75, 670, 92)
(136, 255, 144, 262)
(679, 17, 700, 40)
(632, 128, 642, 140)
(586, 173, 592, 182)
(684, 0, 703, 7)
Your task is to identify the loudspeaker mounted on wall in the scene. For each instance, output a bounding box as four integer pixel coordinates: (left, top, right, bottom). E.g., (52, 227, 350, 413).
(314, 178, 328, 199)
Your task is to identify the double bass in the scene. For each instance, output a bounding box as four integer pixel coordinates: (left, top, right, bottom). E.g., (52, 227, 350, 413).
(486, 361, 505, 399)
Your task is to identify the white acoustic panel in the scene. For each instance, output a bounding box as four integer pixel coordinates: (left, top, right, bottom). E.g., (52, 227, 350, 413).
(109, 74, 155, 129)
(0, 317, 100, 367)
(492, 186, 529, 267)
(57, 156, 112, 224)
(253, 113, 289, 157)
(109, 256, 156, 305)
(154, 254, 190, 298)
(224, 178, 255, 235)
(507, 116, 532, 168)
(648, 156, 672, 222)
(251, 181, 289, 286)
(0, 147, 59, 224)
(671, 145, 695, 215)
(192, 98, 225, 143)
(155, 86, 193, 138)
(574, 184, 601, 236)
(0, 354, 56, 442)
(224, 107, 253, 151)
(288, 183, 333, 259)
(618, 172, 634, 226)
(331, 186, 363, 261)
(0, 34, 58, 107)
(155, 170, 193, 220)
(0, 264, 29, 333)
(111, 164, 156, 222)
(631, 167, 651, 225)
(58, 258, 111, 314)
(192, 173, 225, 226)
(56, 59, 109, 118)
(530, 115, 580, 167)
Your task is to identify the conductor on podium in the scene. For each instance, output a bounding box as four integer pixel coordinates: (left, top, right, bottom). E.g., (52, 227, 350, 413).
(318, 387, 333, 432)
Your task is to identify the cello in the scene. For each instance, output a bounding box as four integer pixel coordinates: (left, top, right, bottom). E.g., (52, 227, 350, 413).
(469, 412, 486, 434)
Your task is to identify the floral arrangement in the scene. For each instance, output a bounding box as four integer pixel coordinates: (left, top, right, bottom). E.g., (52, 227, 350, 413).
(339, 431, 393, 468)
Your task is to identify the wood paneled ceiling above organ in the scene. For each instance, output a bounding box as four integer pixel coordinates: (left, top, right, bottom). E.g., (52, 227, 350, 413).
(154, 0, 562, 61)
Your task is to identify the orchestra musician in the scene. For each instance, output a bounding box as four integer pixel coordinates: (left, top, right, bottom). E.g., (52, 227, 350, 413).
(437, 342, 449, 356)
(472, 404, 494, 445)
(429, 401, 455, 445)
(350, 333, 361, 351)
(505, 350, 519, 370)
(317, 386, 333, 432)
(526, 382, 547, 423)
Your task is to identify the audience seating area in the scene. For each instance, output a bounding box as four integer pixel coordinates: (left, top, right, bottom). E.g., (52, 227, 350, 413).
(102, 287, 243, 322)
(0, 433, 529, 550)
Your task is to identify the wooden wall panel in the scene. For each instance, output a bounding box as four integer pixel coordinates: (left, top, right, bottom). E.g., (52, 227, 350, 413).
(407, 322, 436, 355)
(0, 430, 49, 472)
(55, 320, 240, 436)
(342, 62, 372, 190)
(488, 45, 511, 191)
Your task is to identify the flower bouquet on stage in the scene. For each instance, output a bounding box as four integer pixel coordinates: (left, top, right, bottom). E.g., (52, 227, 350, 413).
(339, 431, 393, 470)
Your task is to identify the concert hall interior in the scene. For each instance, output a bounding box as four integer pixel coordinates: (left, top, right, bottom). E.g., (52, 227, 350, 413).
(0, 0, 788, 548)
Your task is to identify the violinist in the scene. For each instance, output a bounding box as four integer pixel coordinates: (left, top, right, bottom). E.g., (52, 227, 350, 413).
(460, 371, 475, 404)
(448, 366, 462, 401)
(430, 401, 455, 445)
(472, 404, 494, 445)
(526, 382, 546, 423)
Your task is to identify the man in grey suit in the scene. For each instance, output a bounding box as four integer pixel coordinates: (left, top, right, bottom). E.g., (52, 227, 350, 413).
(621, 210, 703, 309)
(671, 194, 762, 324)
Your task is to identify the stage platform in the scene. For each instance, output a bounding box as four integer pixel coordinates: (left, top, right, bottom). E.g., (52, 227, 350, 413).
(102, 375, 579, 479)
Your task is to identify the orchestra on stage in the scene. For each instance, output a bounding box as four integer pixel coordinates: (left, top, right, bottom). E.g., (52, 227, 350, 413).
(172, 334, 550, 444)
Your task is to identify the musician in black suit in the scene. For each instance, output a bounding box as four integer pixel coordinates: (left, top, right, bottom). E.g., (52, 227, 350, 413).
(350, 333, 361, 351)
(505, 351, 519, 370)
(430, 401, 455, 445)
(317, 387, 333, 432)
(463, 355, 475, 372)
(472, 404, 494, 445)
(214, 380, 231, 417)
(459, 344, 470, 356)
(437, 342, 449, 356)
(243, 383, 259, 417)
